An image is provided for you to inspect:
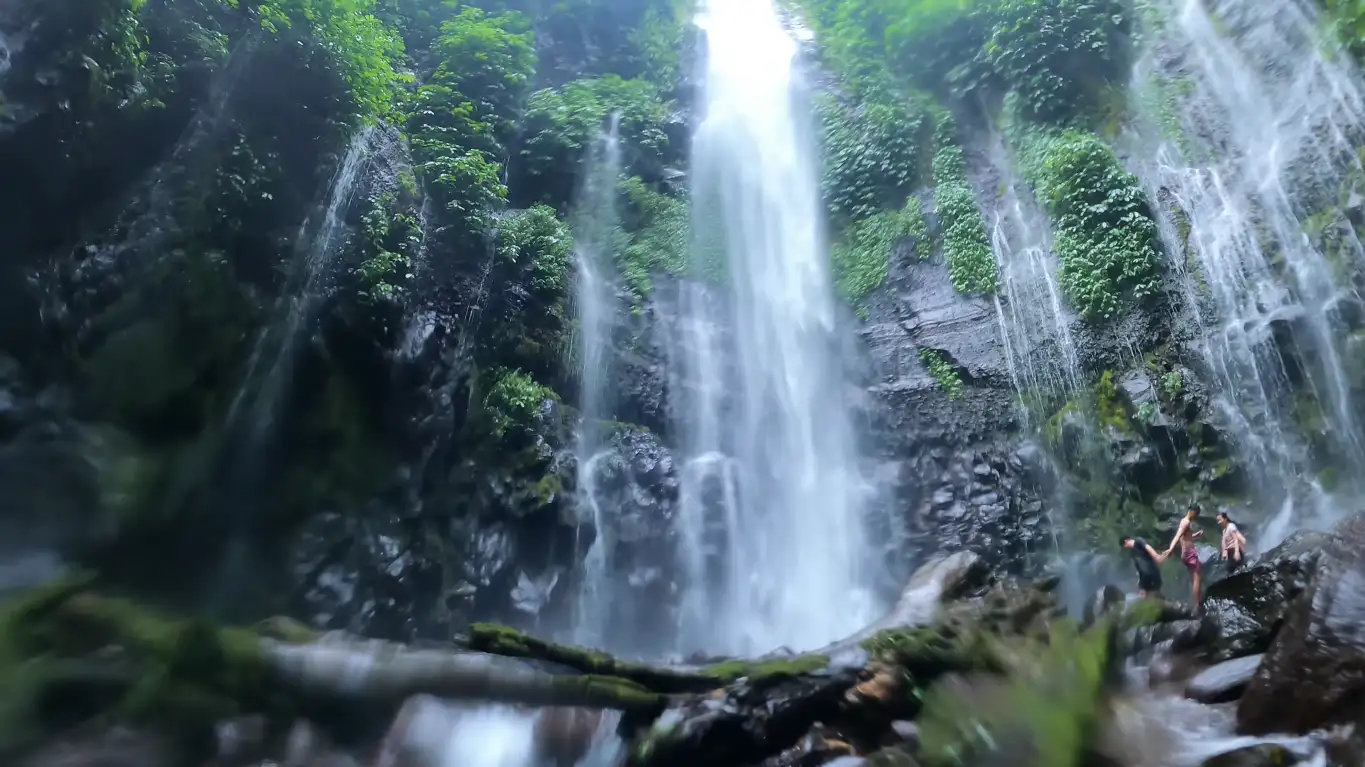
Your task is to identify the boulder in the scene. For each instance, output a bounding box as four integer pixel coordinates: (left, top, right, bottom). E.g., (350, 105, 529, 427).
(1200, 531, 1328, 662)
(1237, 514, 1365, 734)
(1184, 654, 1263, 703)
(1082, 585, 1125, 627)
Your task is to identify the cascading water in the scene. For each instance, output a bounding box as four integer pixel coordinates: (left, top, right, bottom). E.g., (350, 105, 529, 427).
(985, 130, 1085, 406)
(677, 0, 876, 655)
(227, 126, 376, 441)
(207, 128, 375, 615)
(572, 116, 624, 648)
(1127, 0, 1365, 545)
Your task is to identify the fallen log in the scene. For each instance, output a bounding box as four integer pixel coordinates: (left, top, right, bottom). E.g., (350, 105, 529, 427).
(0, 580, 669, 759)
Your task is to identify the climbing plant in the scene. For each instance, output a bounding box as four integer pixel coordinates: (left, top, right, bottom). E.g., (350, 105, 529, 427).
(830, 196, 931, 302)
(1007, 106, 1162, 320)
(920, 348, 966, 399)
(932, 134, 997, 296)
(816, 92, 933, 227)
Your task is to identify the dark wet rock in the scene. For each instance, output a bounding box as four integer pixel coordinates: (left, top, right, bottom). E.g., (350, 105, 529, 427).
(1238, 514, 1365, 735)
(758, 723, 859, 767)
(290, 508, 444, 641)
(1199, 744, 1304, 767)
(627, 661, 864, 767)
(571, 425, 681, 653)
(16, 725, 176, 767)
(1083, 584, 1126, 627)
(1201, 531, 1328, 663)
(1185, 654, 1263, 703)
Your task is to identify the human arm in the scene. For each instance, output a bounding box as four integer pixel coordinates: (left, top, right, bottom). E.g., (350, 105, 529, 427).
(1144, 543, 1165, 563)
(1163, 519, 1187, 557)
(1233, 528, 1247, 560)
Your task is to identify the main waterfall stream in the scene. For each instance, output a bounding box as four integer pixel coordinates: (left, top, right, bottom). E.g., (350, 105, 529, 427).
(674, 0, 877, 656)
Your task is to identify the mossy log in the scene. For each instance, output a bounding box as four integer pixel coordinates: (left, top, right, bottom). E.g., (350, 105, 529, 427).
(0, 581, 669, 755)
(262, 640, 666, 711)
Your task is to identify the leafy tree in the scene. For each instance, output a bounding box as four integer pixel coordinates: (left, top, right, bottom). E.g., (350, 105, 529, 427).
(517, 75, 671, 207)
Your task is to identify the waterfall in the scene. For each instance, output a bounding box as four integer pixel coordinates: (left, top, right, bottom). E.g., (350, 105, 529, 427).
(1127, 0, 1365, 545)
(227, 126, 376, 442)
(676, 0, 876, 656)
(985, 130, 1085, 408)
(570, 116, 624, 648)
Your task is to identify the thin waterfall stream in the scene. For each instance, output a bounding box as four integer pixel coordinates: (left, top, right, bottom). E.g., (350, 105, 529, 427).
(572, 115, 624, 649)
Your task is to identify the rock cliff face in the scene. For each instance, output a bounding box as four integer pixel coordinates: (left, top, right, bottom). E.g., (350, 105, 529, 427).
(0, 0, 1351, 662)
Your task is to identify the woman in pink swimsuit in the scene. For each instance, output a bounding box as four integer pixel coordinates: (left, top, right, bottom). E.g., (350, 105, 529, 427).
(1164, 503, 1205, 610)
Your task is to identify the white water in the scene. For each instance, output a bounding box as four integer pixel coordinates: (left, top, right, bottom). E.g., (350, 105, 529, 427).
(986, 131, 1084, 407)
(676, 0, 876, 656)
(1127, 0, 1365, 546)
(226, 127, 376, 439)
(573, 117, 624, 648)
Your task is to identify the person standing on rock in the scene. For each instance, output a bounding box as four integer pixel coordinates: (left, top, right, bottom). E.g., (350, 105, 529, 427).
(1163, 503, 1205, 610)
(1120, 535, 1165, 598)
(1216, 511, 1247, 573)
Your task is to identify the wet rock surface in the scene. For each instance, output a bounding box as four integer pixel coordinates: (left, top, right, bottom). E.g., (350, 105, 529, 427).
(1238, 514, 1365, 735)
(1184, 654, 1263, 703)
(1200, 531, 1328, 663)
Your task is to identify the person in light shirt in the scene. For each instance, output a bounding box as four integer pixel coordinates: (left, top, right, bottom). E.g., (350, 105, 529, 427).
(1216, 511, 1248, 574)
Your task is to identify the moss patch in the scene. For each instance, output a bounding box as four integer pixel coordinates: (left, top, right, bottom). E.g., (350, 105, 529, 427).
(468, 623, 725, 693)
(0, 578, 304, 755)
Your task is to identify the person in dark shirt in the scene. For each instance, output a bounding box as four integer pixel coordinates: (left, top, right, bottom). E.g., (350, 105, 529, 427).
(1120, 535, 1166, 598)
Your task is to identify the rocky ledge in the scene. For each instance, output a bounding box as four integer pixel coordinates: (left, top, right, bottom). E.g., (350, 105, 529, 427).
(9, 514, 1365, 767)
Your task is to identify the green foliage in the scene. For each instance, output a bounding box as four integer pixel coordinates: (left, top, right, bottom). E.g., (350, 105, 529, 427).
(968, 0, 1129, 122)
(520, 76, 671, 189)
(425, 7, 535, 138)
(353, 191, 421, 305)
(1160, 371, 1183, 398)
(616, 177, 690, 298)
(805, 0, 1128, 122)
(477, 368, 555, 445)
(1094, 370, 1129, 432)
(831, 197, 931, 302)
(920, 348, 966, 400)
(1322, 0, 1365, 62)
(817, 92, 934, 226)
(1008, 113, 1161, 319)
(1135, 401, 1157, 425)
(496, 204, 574, 295)
(405, 7, 535, 231)
(250, 0, 410, 119)
(480, 205, 575, 372)
(932, 141, 997, 295)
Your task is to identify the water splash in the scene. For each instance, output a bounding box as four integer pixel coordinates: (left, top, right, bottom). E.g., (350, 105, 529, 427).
(1126, 0, 1365, 545)
(676, 0, 877, 655)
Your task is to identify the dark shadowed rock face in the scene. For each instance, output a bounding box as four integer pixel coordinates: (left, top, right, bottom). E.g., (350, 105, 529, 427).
(1238, 514, 1365, 735)
(1201, 531, 1329, 663)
